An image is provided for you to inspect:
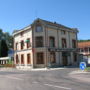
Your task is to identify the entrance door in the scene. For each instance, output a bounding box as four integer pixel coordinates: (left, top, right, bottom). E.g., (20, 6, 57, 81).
(62, 52, 68, 66)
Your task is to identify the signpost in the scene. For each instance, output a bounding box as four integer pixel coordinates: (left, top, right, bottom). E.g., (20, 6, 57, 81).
(88, 58, 90, 64)
(80, 62, 86, 70)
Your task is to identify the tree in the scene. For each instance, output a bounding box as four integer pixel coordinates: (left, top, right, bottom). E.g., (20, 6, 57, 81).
(4, 32, 13, 49)
(0, 29, 13, 57)
(0, 39, 8, 57)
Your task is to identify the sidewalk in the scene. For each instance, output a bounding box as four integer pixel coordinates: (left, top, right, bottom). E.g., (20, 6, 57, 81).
(69, 70, 90, 82)
(0, 67, 65, 72)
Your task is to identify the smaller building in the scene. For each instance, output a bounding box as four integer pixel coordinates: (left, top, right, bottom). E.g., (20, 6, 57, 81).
(0, 57, 9, 65)
(78, 41, 90, 65)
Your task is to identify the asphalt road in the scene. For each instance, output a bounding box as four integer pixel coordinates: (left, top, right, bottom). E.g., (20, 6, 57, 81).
(0, 68, 90, 90)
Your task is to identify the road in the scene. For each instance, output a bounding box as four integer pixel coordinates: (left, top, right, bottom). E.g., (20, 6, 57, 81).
(0, 68, 90, 90)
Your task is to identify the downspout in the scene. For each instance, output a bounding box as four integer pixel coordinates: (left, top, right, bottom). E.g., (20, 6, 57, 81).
(68, 31, 71, 65)
(57, 28, 60, 66)
(45, 25, 47, 67)
(32, 25, 34, 68)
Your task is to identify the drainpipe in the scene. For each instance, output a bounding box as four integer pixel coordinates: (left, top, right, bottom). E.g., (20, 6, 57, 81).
(57, 28, 60, 66)
(68, 31, 72, 65)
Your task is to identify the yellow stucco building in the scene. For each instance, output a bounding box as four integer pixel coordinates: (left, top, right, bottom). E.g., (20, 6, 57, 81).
(13, 18, 79, 69)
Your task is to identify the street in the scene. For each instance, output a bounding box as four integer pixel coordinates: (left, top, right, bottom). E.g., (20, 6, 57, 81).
(0, 68, 90, 90)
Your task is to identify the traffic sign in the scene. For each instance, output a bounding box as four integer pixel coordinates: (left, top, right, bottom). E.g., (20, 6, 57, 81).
(88, 58, 90, 64)
(80, 62, 86, 70)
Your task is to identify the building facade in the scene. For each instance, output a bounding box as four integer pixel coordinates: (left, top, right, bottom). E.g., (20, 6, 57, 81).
(78, 41, 90, 64)
(13, 18, 78, 69)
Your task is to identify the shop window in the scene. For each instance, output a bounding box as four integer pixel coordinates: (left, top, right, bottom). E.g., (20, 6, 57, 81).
(36, 52, 44, 64)
(35, 36, 43, 47)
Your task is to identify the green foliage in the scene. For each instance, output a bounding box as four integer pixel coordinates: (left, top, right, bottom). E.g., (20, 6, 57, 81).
(85, 67, 90, 72)
(78, 39, 90, 42)
(0, 29, 13, 57)
(7, 60, 13, 64)
(1, 39, 8, 57)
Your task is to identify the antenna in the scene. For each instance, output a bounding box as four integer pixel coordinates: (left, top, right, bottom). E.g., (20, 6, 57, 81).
(35, 10, 38, 19)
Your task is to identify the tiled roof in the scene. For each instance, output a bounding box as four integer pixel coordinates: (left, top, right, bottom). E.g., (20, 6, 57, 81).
(78, 41, 90, 48)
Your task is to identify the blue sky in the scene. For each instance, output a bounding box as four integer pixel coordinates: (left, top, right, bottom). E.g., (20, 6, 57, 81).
(0, 0, 90, 40)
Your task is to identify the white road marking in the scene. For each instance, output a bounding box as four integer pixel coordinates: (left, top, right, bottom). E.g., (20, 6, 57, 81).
(32, 82, 39, 84)
(6, 76, 23, 81)
(44, 84, 72, 90)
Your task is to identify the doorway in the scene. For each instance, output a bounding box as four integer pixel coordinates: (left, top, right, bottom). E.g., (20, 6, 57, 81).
(62, 52, 68, 66)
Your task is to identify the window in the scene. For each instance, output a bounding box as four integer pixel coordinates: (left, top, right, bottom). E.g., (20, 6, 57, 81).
(81, 48, 83, 52)
(26, 38, 31, 48)
(36, 52, 44, 64)
(35, 36, 43, 47)
(15, 43, 18, 50)
(21, 40, 24, 49)
(84, 47, 88, 52)
(20, 31, 24, 36)
(36, 25, 43, 32)
(49, 37, 55, 47)
(78, 48, 81, 52)
(16, 55, 19, 64)
(27, 54, 31, 64)
(61, 30, 66, 35)
(21, 54, 24, 64)
(62, 38, 67, 48)
(89, 48, 90, 52)
(72, 40, 76, 48)
(50, 52, 56, 63)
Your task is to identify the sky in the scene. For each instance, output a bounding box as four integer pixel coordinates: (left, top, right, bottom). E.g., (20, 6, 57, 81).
(0, 0, 90, 40)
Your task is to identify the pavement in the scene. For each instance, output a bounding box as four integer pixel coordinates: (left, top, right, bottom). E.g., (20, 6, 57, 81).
(0, 67, 65, 71)
(69, 70, 90, 83)
(0, 68, 90, 90)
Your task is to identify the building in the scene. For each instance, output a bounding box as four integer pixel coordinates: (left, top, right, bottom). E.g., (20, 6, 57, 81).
(78, 41, 90, 64)
(13, 18, 79, 69)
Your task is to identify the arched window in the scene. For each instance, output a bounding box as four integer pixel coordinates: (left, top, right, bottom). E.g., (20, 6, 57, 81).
(21, 40, 24, 49)
(35, 36, 43, 47)
(49, 37, 55, 47)
(16, 54, 19, 64)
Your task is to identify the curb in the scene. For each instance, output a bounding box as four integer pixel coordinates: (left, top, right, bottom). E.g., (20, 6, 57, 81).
(0, 67, 65, 71)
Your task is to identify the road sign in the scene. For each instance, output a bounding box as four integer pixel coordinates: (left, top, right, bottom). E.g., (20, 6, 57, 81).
(88, 58, 90, 64)
(80, 62, 86, 70)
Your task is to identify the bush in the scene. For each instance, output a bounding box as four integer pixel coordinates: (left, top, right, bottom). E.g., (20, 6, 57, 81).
(85, 67, 90, 72)
(3, 64, 16, 68)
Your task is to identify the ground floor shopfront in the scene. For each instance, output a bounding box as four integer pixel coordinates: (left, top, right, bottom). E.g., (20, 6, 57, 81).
(14, 48, 78, 69)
